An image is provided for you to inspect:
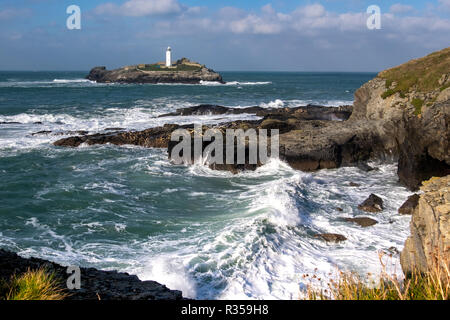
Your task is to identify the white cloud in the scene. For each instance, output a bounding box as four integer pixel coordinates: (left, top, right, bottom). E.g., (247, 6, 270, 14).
(439, 0, 450, 10)
(230, 14, 282, 34)
(0, 8, 31, 20)
(390, 4, 414, 14)
(295, 4, 326, 18)
(94, 0, 182, 17)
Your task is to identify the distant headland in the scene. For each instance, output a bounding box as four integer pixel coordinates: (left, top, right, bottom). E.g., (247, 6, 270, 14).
(86, 47, 224, 84)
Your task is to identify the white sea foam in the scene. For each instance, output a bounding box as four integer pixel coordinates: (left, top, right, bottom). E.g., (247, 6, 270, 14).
(200, 80, 272, 86)
(53, 79, 96, 84)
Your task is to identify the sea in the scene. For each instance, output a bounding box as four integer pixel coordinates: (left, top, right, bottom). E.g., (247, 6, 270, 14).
(0, 71, 413, 299)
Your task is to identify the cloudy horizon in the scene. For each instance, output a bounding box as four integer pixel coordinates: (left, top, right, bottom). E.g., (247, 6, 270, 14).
(0, 0, 449, 72)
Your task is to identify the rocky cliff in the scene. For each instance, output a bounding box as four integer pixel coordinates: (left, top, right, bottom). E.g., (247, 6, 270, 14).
(349, 48, 450, 190)
(400, 176, 450, 275)
(86, 59, 223, 84)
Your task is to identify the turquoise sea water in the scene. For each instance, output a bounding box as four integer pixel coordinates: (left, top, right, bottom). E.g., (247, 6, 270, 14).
(0, 72, 412, 299)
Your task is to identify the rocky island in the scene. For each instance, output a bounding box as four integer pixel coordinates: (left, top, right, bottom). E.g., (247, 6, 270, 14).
(86, 57, 224, 84)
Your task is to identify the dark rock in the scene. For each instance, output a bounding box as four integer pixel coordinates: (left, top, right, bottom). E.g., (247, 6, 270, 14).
(314, 233, 347, 243)
(344, 217, 378, 227)
(104, 128, 125, 131)
(0, 249, 183, 300)
(358, 194, 384, 213)
(33, 130, 89, 137)
(158, 104, 353, 122)
(356, 162, 375, 172)
(32, 130, 53, 136)
(385, 247, 400, 255)
(54, 124, 179, 148)
(398, 194, 420, 215)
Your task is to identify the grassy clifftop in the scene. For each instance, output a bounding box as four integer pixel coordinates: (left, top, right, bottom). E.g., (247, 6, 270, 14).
(379, 47, 450, 99)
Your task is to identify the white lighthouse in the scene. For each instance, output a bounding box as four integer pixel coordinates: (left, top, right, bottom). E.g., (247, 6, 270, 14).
(165, 47, 172, 67)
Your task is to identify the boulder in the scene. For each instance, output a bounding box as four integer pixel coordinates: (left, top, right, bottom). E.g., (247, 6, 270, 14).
(314, 233, 347, 243)
(344, 217, 378, 227)
(358, 194, 384, 213)
(398, 194, 420, 215)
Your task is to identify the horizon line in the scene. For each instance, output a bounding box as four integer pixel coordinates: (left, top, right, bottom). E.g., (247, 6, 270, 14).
(0, 70, 380, 73)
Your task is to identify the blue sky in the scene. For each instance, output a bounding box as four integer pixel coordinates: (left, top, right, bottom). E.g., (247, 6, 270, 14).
(0, 0, 449, 71)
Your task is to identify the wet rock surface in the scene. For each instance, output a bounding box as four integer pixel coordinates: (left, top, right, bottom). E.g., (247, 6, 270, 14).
(0, 249, 183, 300)
(398, 194, 420, 215)
(314, 233, 347, 243)
(343, 217, 378, 227)
(358, 194, 384, 213)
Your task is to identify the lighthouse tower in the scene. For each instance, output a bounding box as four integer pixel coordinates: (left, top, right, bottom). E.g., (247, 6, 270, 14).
(165, 47, 172, 67)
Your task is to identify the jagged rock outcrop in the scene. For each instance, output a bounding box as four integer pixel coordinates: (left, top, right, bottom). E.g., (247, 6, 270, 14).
(349, 48, 450, 190)
(54, 124, 179, 148)
(358, 194, 384, 213)
(0, 249, 183, 300)
(86, 61, 223, 84)
(400, 176, 450, 275)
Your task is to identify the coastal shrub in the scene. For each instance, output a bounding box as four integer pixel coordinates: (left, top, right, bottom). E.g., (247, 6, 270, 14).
(381, 89, 396, 99)
(1, 267, 68, 300)
(385, 79, 393, 89)
(303, 252, 449, 300)
(412, 98, 423, 116)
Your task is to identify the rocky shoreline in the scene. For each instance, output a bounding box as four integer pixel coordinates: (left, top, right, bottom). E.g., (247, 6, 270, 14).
(0, 249, 183, 300)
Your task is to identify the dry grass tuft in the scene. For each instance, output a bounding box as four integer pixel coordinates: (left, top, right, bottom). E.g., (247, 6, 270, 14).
(304, 251, 449, 300)
(0, 267, 69, 300)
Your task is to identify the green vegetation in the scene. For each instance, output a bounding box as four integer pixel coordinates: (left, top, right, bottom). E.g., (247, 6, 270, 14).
(0, 267, 68, 300)
(381, 89, 396, 99)
(412, 98, 424, 116)
(304, 252, 449, 300)
(379, 47, 450, 99)
(137, 64, 202, 72)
